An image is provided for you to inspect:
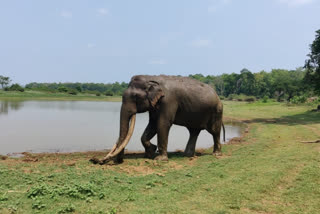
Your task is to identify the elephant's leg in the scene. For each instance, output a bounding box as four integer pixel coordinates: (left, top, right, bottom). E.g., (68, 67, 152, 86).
(211, 130, 222, 156)
(115, 149, 124, 164)
(207, 114, 223, 156)
(154, 119, 172, 161)
(141, 122, 157, 159)
(184, 128, 201, 157)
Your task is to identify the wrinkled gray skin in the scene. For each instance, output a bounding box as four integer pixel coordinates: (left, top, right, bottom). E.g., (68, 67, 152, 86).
(114, 75, 224, 163)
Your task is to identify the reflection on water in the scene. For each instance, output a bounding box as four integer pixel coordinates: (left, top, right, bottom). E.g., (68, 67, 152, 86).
(0, 101, 24, 115)
(0, 100, 242, 155)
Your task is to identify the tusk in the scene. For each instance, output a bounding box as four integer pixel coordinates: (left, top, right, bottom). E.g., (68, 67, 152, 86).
(100, 114, 136, 163)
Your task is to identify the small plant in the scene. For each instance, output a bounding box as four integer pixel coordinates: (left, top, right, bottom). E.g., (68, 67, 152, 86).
(58, 204, 76, 213)
(262, 95, 269, 103)
(27, 184, 49, 198)
(0, 193, 8, 201)
(98, 192, 105, 199)
(32, 199, 46, 210)
(108, 208, 117, 214)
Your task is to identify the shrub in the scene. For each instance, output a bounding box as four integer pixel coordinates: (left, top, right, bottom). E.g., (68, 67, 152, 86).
(227, 94, 237, 101)
(262, 96, 269, 103)
(245, 97, 256, 102)
(219, 96, 225, 100)
(8, 84, 24, 92)
(58, 86, 68, 93)
(58, 204, 76, 213)
(290, 95, 307, 104)
(32, 199, 46, 210)
(68, 89, 78, 95)
(96, 92, 101, 96)
(227, 94, 256, 102)
(105, 91, 114, 96)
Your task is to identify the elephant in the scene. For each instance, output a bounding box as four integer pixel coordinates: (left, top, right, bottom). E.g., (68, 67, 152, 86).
(91, 75, 225, 164)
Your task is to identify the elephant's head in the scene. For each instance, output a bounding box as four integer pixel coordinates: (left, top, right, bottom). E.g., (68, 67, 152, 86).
(98, 76, 164, 163)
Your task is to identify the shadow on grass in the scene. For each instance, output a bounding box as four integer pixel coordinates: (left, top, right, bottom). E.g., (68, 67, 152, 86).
(122, 150, 210, 160)
(89, 150, 213, 165)
(243, 110, 320, 126)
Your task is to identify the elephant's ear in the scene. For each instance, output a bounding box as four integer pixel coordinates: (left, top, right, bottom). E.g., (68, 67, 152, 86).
(147, 81, 164, 108)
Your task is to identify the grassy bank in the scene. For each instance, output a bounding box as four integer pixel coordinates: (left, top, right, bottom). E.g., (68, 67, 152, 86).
(0, 101, 319, 213)
(0, 90, 122, 101)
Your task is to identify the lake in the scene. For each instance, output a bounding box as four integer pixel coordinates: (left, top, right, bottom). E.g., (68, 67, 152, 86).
(0, 100, 242, 155)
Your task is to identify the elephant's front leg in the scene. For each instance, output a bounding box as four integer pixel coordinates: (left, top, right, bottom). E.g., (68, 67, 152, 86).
(155, 118, 172, 161)
(184, 128, 201, 157)
(141, 122, 157, 159)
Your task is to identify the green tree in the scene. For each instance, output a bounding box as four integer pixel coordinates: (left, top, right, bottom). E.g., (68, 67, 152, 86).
(305, 29, 320, 94)
(212, 76, 225, 96)
(0, 75, 11, 89)
(8, 84, 24, 92)
(238, 68, 255, 95)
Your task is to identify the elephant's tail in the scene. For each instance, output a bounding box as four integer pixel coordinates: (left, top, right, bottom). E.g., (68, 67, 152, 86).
(222, 122, 225, 142)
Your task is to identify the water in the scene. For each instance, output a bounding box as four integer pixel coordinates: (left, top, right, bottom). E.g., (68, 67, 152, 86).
(0, 100, 242, 155)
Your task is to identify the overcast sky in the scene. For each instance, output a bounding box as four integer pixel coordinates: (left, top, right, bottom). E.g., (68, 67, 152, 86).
(0, 0, 319, 84)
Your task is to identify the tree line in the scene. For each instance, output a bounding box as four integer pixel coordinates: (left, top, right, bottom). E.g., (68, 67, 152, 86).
(24, 82, 128, 96)
(0, 67, 314, 102)
(189, 67, 309, 102)
(0, 67, 317, 101)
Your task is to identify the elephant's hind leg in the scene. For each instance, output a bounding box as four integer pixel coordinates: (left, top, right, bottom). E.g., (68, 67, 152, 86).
(207, 113, 223, 156)
(141, 122, 157, 159)
(184, 128, 201, 157)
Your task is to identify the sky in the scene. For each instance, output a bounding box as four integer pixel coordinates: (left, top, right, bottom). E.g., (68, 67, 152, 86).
(0, 0, 319, 84)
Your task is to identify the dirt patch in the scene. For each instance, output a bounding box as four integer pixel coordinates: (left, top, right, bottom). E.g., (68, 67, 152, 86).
(118, 165, 156, 175)
(168, 161, 184, 170)
(96, 158, 185, 176)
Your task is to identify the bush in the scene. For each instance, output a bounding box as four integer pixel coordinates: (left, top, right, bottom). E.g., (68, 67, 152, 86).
(105, 91, 114, 96)
(262, 96, 269, 103)
(68, 89, 78, 95)
(244, 96, 256, 102)
(58, 86, 68, 93)
(96, 92, 101, 96)
(227, 94, 256, 102)
(227, 94, 237, 101)
(219, 96, 225, 100)
(290, 95, 307, 104)
(7, 84, 24, 92)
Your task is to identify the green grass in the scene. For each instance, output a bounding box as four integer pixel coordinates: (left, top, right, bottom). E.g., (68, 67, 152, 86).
(0, 101, 319, 213)
(0, 90, 122, 102)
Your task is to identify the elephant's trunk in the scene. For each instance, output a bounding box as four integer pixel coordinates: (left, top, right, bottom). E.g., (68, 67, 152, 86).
(99, 105, 136, 164)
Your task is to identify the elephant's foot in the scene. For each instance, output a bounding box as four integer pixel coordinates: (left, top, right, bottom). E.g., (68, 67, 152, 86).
(184, 146, 195, 157)
(213, 151, 222, 156)
(154, 154, 168, 161)
(114, 154, 124, 164)
(144, 144, 157, 159)
(184, 151, 195, 157)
